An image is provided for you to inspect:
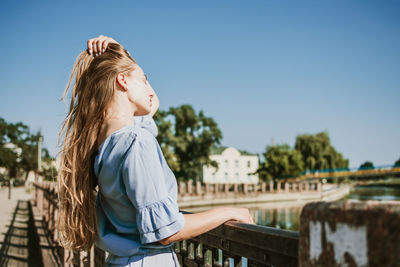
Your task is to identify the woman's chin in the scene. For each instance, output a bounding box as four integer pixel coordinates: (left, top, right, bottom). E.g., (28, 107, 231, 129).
(136, 109, 151, 116)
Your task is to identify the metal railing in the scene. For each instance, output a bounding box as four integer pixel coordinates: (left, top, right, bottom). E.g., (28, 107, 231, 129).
(33, 181, 299, 266)
(174, 217, 298, 266)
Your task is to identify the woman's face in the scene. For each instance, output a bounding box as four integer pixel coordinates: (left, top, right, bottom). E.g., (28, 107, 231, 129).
(125, 65, 154, 116)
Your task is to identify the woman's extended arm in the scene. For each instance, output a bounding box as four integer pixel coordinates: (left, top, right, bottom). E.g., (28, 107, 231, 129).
(159, 207, 253, 245)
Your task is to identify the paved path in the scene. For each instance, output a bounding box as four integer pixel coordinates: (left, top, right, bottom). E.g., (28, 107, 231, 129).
(0, 186, 44, 267)
(0, 186, 33, 240)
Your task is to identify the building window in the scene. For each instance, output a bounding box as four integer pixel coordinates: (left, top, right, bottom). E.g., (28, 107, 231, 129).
(212, 172, 216, 179)
(224, 172, 228, 180)
(225, 160, 229, 168)
(235, 172, 239, 180)
(247, 161, 251, 168)
(235, 160, 239, 168)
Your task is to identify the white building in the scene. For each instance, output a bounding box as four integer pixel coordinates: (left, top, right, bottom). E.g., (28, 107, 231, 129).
(202, 146, 259, 184)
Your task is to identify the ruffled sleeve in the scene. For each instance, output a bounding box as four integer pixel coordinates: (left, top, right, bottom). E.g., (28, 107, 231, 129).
(133, 115, 158, 137)
(121, 129, 184, 244)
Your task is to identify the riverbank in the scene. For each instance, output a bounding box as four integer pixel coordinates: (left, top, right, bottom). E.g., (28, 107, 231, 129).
(178, 184, 351, 209)
(357, 177, 400, 189)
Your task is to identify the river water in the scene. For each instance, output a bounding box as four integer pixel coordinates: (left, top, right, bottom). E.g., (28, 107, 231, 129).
(185, 183, 400, 232)
(249, 183, 400, 231)
(182, 183, 400, 267)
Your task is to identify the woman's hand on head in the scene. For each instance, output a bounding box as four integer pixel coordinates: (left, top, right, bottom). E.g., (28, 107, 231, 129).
(87, 35, 119, 56)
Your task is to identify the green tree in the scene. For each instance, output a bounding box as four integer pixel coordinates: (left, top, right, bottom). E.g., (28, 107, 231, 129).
(258, 144, 304, 180)
(0, 117, 55, 181)
(394, 158, 400, 168)
(154, 110, 180, 173)
(0, 119, 29, 178)
(294, 131, 348, 171)
(359, 161, 374, 170)
(154, 105, 222, 181)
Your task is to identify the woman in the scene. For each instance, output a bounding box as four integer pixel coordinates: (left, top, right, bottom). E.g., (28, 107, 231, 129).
(57, 35, 253, 267)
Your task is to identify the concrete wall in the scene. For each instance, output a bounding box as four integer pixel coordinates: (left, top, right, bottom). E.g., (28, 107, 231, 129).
(299, 200, 400, 267)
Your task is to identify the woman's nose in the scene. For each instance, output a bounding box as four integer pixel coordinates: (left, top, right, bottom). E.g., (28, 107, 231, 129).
(148, 85, 155, 96)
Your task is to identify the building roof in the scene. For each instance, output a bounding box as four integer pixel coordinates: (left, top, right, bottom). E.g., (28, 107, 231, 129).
(210, 146, 257, 156)
(210, 146, 227, 155)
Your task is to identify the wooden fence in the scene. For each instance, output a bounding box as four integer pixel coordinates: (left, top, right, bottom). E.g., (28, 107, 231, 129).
(33, 181, 299, 266)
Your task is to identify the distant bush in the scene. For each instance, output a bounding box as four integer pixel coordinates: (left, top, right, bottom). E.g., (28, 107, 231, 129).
(359, 161, 374, 170)
(394, 158, 400, 168)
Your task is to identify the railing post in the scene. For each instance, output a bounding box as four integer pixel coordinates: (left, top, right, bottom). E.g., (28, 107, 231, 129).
(317, 182, 322, 192)
(277, 182, 281, 193)
(224, 183, 229, 193)
(93, 246, 105, 267)
(205, 183, 210, 194)
(64, 249, 78, 267)
(212, 248, 220, 266)
(243, 183, 248, 195)
(53, 208, 59, 242)
(89, 246, 95, 267)
(80, 250, 89, 266)
(261, 182, 266, 193)
(285, 182, 290, 193)
(201, 245, 210, 267)
(179, 181, 185, 196)
(187, 180, 193, 195)
(269, 181, 274, 192)
(233, 183, 238, 193)
(34, 183, 38, 206)
(195, 181, 202, 196)
(193, 241, 203, 265)
(310, 183, 314, 191)
(38, 185, 44, 216)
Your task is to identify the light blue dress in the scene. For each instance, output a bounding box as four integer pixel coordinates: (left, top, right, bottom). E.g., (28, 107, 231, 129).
(94, 115, 184, 266)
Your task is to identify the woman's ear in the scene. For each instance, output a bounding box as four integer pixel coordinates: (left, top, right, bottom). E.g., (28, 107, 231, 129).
(116, 73, 128, 91)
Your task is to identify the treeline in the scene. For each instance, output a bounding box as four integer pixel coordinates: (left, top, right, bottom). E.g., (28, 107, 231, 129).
(2, 105, 399, 183)
(358, 159, 400, 170)
(257, 132, 349, 180)
(155, 105, 400, 181)
(258, 134, 400, 180)
(0, 117, 56, 182)
(154, 106, 349, 181)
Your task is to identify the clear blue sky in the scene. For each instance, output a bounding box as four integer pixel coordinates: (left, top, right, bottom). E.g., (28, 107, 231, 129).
(0, 0, 399, 167)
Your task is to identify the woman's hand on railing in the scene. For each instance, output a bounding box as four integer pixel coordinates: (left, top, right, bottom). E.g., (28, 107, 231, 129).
(225, 207, 254, 224)
(87, 35, 119, 56)
(159, 207, 254, 245)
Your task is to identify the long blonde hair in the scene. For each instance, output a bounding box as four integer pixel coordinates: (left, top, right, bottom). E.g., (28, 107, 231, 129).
(57, 43, 136, 251)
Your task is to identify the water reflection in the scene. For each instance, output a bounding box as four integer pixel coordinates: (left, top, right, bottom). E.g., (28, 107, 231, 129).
(183, 184, 400, 233)
(248, 185, 400, 231)
(185, 202, 305, 232)
(345, 185, 400, 201)
(249, 203, 303, 231)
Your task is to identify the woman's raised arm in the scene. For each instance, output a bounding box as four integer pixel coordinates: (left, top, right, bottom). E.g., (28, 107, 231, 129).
(87, 35, 119, 56)
(87, 35, 159, 117)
